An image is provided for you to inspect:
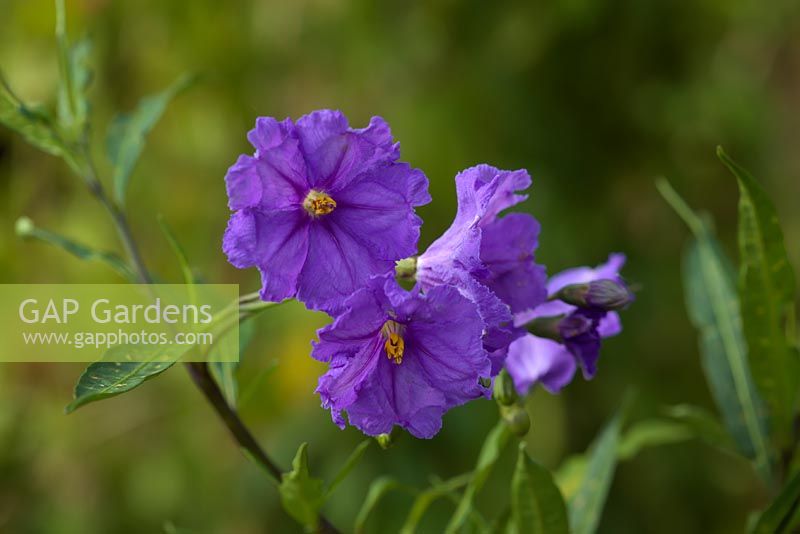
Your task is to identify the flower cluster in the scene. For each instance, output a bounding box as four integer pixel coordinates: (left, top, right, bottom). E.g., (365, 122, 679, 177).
(223, 110, 633, 438)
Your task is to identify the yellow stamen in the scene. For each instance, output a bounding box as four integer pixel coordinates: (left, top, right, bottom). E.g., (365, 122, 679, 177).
(303, 190, 337, 216)
(381, 320, 405, 365)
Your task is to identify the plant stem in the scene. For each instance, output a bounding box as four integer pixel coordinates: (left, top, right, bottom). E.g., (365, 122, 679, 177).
(77, 148, 341, 534)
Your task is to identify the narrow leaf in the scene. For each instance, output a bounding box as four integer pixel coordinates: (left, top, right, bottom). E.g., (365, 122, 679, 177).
(0, 74, 80, 171)
(511, 445, 569, 534)
(107, 75, 194, 205)
(658, 179, 771, 479)
(157, 215, 196, 287)
(719, 147, 799, 449)
(662, 404, 736, 451)
(65, 344, 182, 413)
(616, 419, 694, 461)
(325, 439, 371, 499)
(444, 422, 511, 533)
(54, 0, 92, 139)
(208, 319, 254, 407)
(751, 472, 800, 534)
(279, 443, 325, 531)
(399, 473, 474, 534)
(15, 216, 136, 282)
(568, 411, 622, 534)
(355, 477, 405, 534)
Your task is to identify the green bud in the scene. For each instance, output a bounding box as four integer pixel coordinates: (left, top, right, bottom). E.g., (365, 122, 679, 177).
(526, 315, 565, 342)
(500, 404, 531, 437)
(493, 369, 518, 406)
(376, 429, 398, 449)
(15, 216, 35, 238)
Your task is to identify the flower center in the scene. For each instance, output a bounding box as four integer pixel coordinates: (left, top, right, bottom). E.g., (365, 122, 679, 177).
(381, 320, 405, 365)
(303, 190, 337, 217)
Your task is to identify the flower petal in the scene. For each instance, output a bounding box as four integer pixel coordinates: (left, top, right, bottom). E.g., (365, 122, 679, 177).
(223, 208, 309, 302)
(295, 112, 399, 190)
(479, 213, 547, 314)
(332, 164, 429, 261)
(407, 284, 491, 402)
(506, 334, 577, 395)
(297, 221, 393, 312)
(225, 155, 262, 210)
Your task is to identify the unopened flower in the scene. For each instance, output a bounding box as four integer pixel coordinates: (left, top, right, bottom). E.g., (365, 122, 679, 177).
(554, 278, 633, 310)
(506, 254, 627, 395)
(313, 275, 490, 439)
(223, 110, 430, 312)
(416, 165, 547, 373)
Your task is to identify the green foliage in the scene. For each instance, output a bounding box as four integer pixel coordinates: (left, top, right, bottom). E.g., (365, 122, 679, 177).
(658, 179, 772, 479)
(55, 0, 92, 138)
(107, 75, 194, 206)
(661, 404, 736, 451)
(567, 411, 622, 534)
(208, 320, 254, 408)
(355, 477, 408, 533)
(750, 472, 800, 534)
(65, 344, 179, 413)
(511, 444, 569, 534)
(616, 419, 694, 461)
(279, 443, 326, 532)
(15, 216, 136, 282)
(325, 439, 371, 499)
(444, 421, 511, 533)
(718, 147, 800, 450)
(0, 73, 80, 172)
(399, 473, 476, 534)
(280, 441, 372, 532)
(557, 409, 717, 502)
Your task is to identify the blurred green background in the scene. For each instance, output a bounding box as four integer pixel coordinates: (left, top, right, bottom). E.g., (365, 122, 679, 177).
(1, 0, 799, 532)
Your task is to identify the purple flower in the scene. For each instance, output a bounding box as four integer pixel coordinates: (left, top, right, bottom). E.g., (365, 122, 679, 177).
(416, 165, 547, 373)
(223, 110, 430, 312)
(313, 275, 491, 439)
(506, 254, 627, 395)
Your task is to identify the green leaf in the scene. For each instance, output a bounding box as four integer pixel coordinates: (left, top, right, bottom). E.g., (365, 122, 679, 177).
(208, 319, 254, 407)
(325, 439, 371, 499)
(107, 75, 194, 205)
(279, 443, 325, 532)
(55, 0, 92, 137)
(616, 419, 694, 461)
(65, 344, 182, 413)
(157, 215, 196, 287)
(662, 404, 736, 451)
(15, 216, 136, 282)
(511, 444, 569, 534)
(568, 411, 622, 534)
(399, 473, 475, 534)
(0, 74, 80, 171)
(718, 147, 800, 449)
(657, 179, 771, 479)
(751, 472, 800, 534)
(355, 477, 407, 534)
(444, 421, 511, 533)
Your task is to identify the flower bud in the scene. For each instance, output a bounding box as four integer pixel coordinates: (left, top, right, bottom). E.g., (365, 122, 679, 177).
(15, 216, 35, 238)
(526, 315, 566, 342)
(554, 279, 633, 311)
(376, 429, 399, 449)
(500, 404, 531, 437)
(493, 369, 518, 406)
